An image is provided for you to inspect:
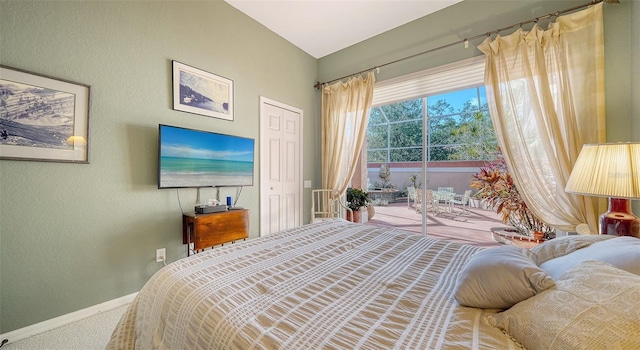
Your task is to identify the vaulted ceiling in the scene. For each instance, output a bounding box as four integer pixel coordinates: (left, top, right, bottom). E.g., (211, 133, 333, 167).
(224, 0, 463, 58)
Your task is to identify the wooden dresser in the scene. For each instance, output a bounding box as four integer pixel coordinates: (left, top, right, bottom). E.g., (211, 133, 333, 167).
(182, 209, 249, 256)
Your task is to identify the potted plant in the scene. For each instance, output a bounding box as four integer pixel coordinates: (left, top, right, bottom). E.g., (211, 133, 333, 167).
(470, 148, 554, 241)
(346, 187, 369, 223)
(409, 174, 422, 189)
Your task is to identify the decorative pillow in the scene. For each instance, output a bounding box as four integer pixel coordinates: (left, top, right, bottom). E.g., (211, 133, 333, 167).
(454, 245, 555, 309)
(530, 234, 615, 265)
(487, 260, 640, 350)
(540, 236, 640, 279)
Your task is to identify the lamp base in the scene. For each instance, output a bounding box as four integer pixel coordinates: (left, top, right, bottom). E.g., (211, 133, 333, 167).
(599, 198, 640, 237)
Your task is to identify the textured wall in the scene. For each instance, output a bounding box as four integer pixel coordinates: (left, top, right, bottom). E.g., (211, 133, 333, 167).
(632, 0, 639, 143)
(318, 0, 637, 223)
(0, 0, 318, 333)
(1, 0, 636, 336)
(318, 0, 635, 142)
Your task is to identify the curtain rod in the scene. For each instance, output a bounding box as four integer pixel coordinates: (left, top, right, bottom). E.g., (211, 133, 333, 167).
(313, 0, 617, 89)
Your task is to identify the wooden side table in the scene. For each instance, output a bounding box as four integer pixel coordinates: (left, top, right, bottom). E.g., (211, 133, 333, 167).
(182, 209, 249, 256)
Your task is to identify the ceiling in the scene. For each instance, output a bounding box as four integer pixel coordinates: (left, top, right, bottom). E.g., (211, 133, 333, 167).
(224, 0, 464, 59)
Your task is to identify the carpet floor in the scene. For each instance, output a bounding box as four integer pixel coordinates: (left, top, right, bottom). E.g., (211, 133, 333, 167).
(3, 305, 127, 350)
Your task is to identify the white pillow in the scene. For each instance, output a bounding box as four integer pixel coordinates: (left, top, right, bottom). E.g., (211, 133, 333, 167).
(487, 260, 640, 350)
(540, 236, 640, 279)
(529, 234, 614, 265)
(454, 245, 554, 309)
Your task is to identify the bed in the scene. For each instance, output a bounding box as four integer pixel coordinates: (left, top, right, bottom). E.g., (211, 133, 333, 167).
(106, 219, 640, 350)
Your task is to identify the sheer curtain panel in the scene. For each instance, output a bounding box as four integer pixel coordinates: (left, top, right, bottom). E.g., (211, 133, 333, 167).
(478, 2, 606, 234)
(321, 72, 375, 197)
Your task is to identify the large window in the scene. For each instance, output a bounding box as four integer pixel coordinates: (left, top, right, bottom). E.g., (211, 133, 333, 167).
(367, 85, 497, 163)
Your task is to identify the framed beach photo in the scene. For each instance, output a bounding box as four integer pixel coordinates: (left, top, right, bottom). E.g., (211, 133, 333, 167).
(0, 65, 90, 163)
(172, 61, 234, 121)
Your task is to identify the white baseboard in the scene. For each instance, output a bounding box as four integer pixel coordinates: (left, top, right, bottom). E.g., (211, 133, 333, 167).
(0, 292, 137, 344)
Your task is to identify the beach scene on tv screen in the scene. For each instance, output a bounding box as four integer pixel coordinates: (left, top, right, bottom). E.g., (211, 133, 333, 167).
(160, 126, 254, 188)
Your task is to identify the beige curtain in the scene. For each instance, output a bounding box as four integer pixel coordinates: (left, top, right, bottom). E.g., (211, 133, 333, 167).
(478, 2, 606, 234)
(321, 72, 375, 197)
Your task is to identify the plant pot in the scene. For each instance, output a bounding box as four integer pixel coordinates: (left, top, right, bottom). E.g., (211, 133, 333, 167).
(531, 230, 545, 241)
(367, 205, 375, 220)
(347, 210, 362, 223)
(490, 227, 545, 248)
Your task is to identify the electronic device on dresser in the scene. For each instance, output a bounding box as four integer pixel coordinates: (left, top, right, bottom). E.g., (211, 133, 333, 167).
(195, 204, 227, 214)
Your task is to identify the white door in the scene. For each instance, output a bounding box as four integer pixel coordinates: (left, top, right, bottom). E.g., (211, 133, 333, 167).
(260, 97, 302, 236)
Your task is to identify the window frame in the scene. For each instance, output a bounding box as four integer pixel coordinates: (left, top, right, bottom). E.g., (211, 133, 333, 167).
(369, 56, 494, 165)
(368, 85, 496, 163)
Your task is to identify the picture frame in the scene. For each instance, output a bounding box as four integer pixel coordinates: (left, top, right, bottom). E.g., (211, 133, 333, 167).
(172, 61, 234, 121)
(0, 65, 90, 163)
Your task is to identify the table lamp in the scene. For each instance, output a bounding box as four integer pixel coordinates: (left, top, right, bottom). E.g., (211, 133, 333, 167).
(565, 142, 640, 237)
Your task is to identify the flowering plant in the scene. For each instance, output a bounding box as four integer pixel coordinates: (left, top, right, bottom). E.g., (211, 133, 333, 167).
(470, 148, 553, 238)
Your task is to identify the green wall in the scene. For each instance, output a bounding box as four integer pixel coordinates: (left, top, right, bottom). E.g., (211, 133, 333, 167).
(0, 0, 318, 333)
(318, 0, 639, 224)
(1, 0, 637, 335)
(319, 0, 636, 142)
(632, 0, 640, 143)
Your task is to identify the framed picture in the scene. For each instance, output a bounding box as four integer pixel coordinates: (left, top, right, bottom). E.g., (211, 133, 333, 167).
(0, 65, 90, 163)
(172, 61, 234, 121)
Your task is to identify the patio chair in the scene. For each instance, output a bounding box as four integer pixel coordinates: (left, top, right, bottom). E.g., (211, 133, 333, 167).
(414, 188, 422, 213)
(311, 189, 351, 223)
(407, 186, 417, 210)
(437, 187, 454, 193)
(451, 189, 473, 216)
(416, 189, 439, 214)
(436, 187, 455, 213)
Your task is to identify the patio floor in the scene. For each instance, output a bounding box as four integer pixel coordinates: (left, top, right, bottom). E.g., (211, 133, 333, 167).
(365, 201, 505, 247)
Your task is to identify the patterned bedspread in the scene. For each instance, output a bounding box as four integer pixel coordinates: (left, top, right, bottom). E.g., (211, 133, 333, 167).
(106, 219, 518, 349)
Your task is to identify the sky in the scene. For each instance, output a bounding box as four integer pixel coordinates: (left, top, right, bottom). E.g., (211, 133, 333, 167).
(160, 125, 254, 162)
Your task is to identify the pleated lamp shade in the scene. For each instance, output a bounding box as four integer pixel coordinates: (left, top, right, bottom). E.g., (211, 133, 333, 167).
(565, 143, 640, 236)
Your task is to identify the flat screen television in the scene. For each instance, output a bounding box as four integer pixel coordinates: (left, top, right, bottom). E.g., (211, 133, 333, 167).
(158, 124, 255, 189)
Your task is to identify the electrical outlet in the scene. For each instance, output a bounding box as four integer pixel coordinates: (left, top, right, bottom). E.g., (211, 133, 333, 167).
(156, 248, 166, 263)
